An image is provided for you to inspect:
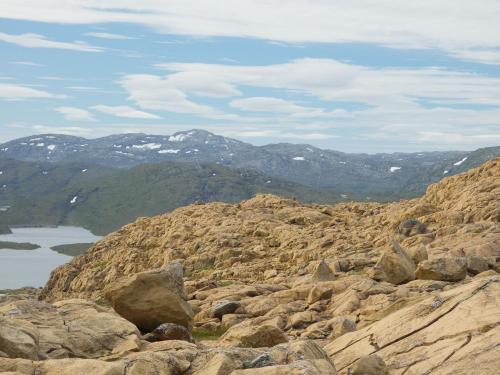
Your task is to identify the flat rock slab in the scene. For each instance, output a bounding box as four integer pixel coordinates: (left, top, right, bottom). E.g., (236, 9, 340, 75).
(0, 299, 139, 360)
(325, 275, 500, 375)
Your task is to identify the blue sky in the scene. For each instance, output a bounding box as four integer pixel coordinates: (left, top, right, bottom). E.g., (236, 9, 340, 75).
(0, 1, 499, 152)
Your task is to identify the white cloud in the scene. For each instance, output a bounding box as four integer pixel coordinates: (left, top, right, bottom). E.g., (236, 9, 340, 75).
(118, 58, 500, 151)
(11, 61, 44, 67)
(0, 32, 103, 52)
(83, 32, 136, 40)
(0, 83, 60, 100)
(91, 105, 160, 119)
(157, 59, 500, 108)
(119, 74, 224, 116)
(55, 107, 96, 121)
(450, 49, 500, 65)
(1, 1, 500, 61)
(230, 97, 349, 118)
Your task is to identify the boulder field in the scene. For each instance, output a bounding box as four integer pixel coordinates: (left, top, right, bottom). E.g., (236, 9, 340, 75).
(1, 158, 499, 374)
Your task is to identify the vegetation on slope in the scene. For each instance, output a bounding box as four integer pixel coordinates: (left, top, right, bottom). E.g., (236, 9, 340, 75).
(0, 159, 340, 235)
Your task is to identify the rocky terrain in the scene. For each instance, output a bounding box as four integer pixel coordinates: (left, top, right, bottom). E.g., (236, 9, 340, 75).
(1, 158, 499, 374)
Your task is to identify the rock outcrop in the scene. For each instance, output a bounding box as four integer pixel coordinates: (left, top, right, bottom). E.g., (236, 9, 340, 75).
(1, 158, 498, 374)
(0, 299, 139, 360)
(325, 275, 500, 374)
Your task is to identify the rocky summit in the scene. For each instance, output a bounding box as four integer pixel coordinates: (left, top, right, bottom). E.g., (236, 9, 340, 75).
(1, 158, 499, 374)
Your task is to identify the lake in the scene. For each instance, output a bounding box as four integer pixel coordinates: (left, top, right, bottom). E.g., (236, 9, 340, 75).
(0, 226, 101, 289)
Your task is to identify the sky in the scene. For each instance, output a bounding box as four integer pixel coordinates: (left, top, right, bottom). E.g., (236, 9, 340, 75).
(0, 1, 499, 153)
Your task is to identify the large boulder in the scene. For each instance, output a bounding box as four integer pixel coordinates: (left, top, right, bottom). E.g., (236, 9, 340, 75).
(325, 276, 500, 374)
(415, 257, 467, 281)
(0, 299, 139, 360)
(103, 263, 194, 331)
(369, 240, 416, 284)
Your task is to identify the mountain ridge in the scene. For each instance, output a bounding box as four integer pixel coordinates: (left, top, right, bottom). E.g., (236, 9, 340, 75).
(2, 129, 499, 199)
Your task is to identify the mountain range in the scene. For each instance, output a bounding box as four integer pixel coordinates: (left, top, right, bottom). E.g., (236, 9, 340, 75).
(1, 129, 498, 234)
(2, 129, 499, 198)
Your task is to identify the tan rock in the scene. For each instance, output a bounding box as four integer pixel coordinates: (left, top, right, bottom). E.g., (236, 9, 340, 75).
(311, 260, 336, 282)
(307, 285, 333, 305)
(0, 299, 139, 360)
(325, 276, 500, 375)
(350, 355, 388, 375)
(415, 257, 467, 281)
(193, 353, 236, 375)
(288, 311, 319, 329)
(369, 240, 416, 284)
(467, 255, 490, 275)
(103, 264, 194, 331)
(407, 243, 428, 265)
(230, 359, 336, 375)
(39, 358, 125, 375)
(328, 317, 356, 339)
(0, 318, 39, 360)
(220, 321, 288, 348)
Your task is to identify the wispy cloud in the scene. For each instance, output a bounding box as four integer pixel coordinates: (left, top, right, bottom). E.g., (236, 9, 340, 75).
(0, 32, 104, 52)
(11, 61, 44, 67)
(2, 1, 500, 62)
(91, 105, 160, 119)
(83, 32, 137, 40)
(55, 106, 96, 121)
(0, 83, 62, 100)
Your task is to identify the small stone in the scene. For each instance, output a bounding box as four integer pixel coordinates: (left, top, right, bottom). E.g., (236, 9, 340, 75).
(398, 219, 426, 236)
(311, 260, 335, 282)
(467, 256, 490, 275)
(148, 323, 194, 343)
(329, 317, 356, 339)
(193, 353, 236, 375)
(210, 300, 241, 320)
(307, 285, 333, 305)
(350, 354, 388, 375)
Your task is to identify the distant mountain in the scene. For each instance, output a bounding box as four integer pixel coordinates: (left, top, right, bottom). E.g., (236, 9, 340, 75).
(1, 129, 499, 199)
(0, 159, 340, 235)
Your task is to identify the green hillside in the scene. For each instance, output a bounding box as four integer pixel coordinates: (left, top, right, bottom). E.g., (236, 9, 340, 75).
(0, 159, 340, 235)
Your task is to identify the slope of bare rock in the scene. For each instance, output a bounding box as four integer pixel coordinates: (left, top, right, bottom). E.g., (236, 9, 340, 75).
(324, 275, 500, 374)
(40, 159, 500, 302)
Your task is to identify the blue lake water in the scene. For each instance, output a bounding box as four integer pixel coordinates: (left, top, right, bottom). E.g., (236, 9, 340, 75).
(0, 226, 101, 289)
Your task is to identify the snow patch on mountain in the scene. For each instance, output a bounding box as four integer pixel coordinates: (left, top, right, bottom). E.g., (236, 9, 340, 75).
(132, 143, 162, 150)
(454, 157, 468, 166)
